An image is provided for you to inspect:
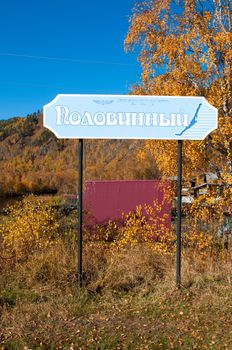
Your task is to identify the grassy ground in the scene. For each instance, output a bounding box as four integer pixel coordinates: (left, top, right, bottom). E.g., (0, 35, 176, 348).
(1, 241, 232, 350)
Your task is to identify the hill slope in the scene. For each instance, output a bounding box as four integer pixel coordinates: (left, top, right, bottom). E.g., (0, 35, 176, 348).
(0, 113, 159, 196)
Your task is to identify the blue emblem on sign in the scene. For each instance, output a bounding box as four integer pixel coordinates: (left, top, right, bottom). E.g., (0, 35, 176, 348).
(176, 103, 202, 136)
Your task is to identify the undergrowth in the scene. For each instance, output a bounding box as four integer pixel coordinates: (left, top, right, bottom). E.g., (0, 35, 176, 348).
(0, 195, 231, 349)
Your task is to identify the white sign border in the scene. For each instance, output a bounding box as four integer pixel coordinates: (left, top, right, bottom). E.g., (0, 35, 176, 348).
(43, 94, 218, 141)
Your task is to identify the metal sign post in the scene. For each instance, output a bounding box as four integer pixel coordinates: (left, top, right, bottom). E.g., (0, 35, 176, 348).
(43, 94, 218, 288)
(176, 140, 183, 288)
(77, 139, 83, 287)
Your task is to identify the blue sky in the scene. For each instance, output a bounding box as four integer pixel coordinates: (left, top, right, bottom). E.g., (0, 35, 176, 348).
(0, 0, 141, 119)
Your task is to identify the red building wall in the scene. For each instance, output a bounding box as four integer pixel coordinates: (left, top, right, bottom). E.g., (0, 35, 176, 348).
(83, 180, 171, 228)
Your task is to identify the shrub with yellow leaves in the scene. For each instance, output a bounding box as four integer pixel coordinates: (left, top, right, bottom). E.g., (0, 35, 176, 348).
(110, 197, 176, 255)
(0, 195, 60, 262)
(93, 220, 118, 243)
(182, 188, 231, 259)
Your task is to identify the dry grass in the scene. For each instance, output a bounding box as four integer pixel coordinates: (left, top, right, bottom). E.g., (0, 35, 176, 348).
(0, 239, 232, 349)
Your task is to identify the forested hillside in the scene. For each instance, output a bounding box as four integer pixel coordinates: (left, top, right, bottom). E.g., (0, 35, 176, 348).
(0, 113, 159, 196)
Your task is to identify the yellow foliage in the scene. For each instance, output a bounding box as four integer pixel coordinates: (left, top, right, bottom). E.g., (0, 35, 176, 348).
(125, 0, 231, 182)
(0, 195, 60, 261)
(111, 195, 176, 255)
(92, 182, 230, 259)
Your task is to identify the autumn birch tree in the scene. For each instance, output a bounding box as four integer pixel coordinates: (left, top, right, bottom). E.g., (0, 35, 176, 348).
(125, 0, 231, 182)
